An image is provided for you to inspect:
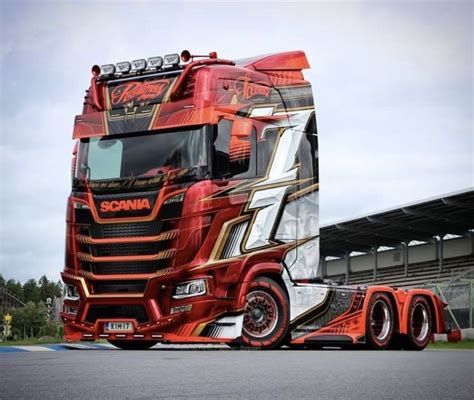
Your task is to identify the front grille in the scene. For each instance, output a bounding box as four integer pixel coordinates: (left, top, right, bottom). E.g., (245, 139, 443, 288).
(86, 261, 164, 275)
(86, 305, 148, 323)
(91, 280, 147, 294)
(90, 242, 162, 257)
(90, 221, 161, 239)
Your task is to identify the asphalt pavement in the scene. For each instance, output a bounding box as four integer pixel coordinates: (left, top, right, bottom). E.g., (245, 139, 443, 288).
(1, 346, 473, 399)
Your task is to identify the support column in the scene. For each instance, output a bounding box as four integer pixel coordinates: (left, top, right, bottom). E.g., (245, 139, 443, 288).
(373, 246, 378, 282)
(345, 251, 351, 284)
(470, 281, 473, 329)
(403, 241, 409, 277)
(438, 235, 444, 274)
(318, 256, 327, 279)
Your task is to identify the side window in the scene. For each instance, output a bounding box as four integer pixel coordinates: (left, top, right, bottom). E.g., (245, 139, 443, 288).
(213, 118, 257, 178)
(257, 128, 278, 177)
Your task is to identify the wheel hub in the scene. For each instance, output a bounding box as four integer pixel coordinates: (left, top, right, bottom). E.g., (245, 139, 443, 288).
(243, 290, 278, 338)
(251, 307, 265, 323)
(370, 300, 391, 342)
(412, 303, 429, 342)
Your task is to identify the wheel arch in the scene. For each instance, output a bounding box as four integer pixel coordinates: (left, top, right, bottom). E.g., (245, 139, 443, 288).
(236, 262, 286, 309)
(400, 290, 442, 334)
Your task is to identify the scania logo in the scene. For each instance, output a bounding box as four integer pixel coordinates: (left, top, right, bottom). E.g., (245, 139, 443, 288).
(100, 199, 151, 213)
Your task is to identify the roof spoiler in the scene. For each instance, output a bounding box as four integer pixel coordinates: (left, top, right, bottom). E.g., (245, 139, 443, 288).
(236, 51, 310, 71)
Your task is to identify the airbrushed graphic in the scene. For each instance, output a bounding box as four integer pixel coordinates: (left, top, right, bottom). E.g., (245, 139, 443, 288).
(62, 51, 447, 350)
(110, 80, 171, 106)
(245, 112, 310, 251)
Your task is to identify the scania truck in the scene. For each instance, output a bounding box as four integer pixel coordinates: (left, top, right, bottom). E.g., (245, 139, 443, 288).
(62, 50, 448, 350)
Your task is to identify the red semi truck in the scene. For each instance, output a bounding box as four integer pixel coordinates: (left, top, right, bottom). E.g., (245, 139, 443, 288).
(62, 50, 448, 350)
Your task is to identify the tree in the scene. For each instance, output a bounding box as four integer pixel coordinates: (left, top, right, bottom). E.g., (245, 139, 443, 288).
(23, 279, 41, 304)
(11, 302, 49, 338)
(38, 275, 62, 303)
(0, 273, 5, 288)
(38, 320, 62, 338)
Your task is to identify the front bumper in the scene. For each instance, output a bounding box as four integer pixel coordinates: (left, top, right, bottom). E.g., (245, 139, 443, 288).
(61, 271, 239, 343)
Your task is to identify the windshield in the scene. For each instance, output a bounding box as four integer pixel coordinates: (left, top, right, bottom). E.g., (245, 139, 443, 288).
(76, 127, 210, 182)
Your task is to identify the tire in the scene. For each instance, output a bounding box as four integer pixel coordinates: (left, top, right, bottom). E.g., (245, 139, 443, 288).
(108, 340, 158, 350)
(388, 333, 403, 350)
(366, 292, 395, 350)
(403, 296, 432, 351)
(242, 277, 289, 349)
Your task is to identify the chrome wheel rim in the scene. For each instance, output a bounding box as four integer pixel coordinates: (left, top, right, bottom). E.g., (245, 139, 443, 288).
(412, 303, 429, 342)
(243, 290, 278, 338)
(370, 300, 391, 342)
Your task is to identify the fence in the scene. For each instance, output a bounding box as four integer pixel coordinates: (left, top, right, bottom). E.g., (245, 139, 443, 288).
(424, 281, 473, 330)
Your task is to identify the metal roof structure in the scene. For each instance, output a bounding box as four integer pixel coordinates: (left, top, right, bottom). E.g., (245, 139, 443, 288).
(320, 188, 474, 259)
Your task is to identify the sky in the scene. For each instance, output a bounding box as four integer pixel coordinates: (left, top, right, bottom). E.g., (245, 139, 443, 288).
(0, 0, 472, 282)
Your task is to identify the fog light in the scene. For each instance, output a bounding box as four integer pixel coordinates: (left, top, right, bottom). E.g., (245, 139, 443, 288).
(173, 279, 206, 299)
(63, 306, 78, 315)
(170, 304, 193, 314)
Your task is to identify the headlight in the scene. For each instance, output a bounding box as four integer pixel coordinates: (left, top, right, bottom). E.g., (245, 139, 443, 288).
(173, 279, 206, 299)
(65, 284, 80, 301)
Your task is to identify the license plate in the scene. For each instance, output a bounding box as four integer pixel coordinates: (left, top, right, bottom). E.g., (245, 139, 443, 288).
(105, 322, 133, 332)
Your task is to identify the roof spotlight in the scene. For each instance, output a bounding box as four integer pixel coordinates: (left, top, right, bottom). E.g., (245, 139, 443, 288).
(99, 64, 115, 77)
(147, 56, 163, 69)
(163, 54, 180, 66)
(115, 61, 131, 74)
(131, 59, 146, 72)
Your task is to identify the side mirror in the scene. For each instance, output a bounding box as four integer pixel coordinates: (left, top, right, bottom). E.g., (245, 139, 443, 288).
(229, 118, 252, 163)
(71, 140, 78, 184)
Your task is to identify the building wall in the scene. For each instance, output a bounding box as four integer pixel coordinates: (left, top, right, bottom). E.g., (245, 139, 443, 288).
(323, 237, 473, 277)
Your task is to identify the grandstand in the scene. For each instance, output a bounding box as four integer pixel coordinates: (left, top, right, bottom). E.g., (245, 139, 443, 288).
(318, 188, 474, 333)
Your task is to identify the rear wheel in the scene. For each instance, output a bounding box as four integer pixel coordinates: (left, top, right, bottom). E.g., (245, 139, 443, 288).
(403, 296, 432, 351)
(242, 277, 289, 349)
(366, 292, 395, 350)
(108, 340, 158, 350)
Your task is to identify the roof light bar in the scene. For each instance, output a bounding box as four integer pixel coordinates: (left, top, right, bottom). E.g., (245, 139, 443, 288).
(164, 54, 180, 66)
(97, 51, 188, 78)
(115, 61, 131, 74)
(100, 64, 115, 77)
(147, 56, 163, 69)
(131, 59, 147, 72)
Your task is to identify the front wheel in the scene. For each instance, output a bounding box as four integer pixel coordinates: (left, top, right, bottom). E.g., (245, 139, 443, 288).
(108, 340, 158, 350)
(242, 277, 289, 349)
(366, 292, 395, 350)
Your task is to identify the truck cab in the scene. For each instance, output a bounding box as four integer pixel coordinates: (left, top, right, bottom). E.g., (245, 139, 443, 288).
(62, 51, 446, 350)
